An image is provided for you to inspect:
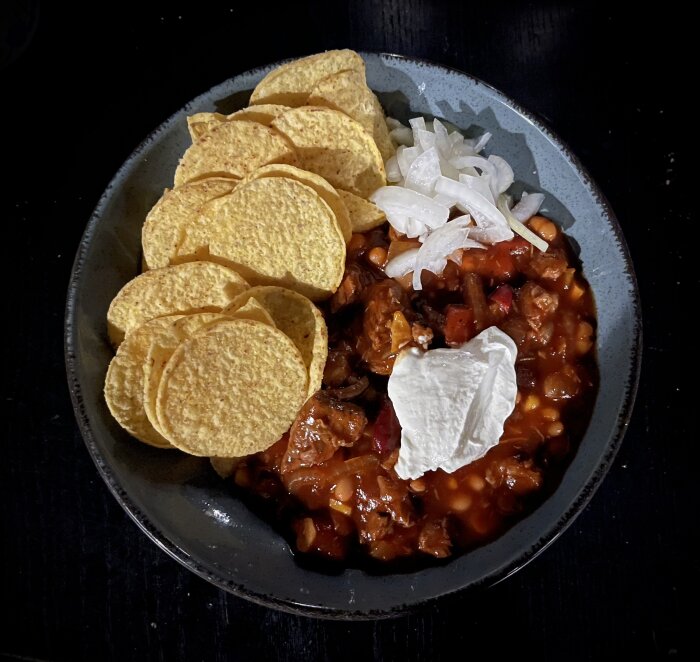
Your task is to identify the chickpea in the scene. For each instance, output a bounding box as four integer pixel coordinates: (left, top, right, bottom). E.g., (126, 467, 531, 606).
(347, 234, 367, 252)
(548, 421, 565, 437)
(467, 474, 485, 492)
(234, 467, 251, 487)
(298, 518, 317, 552)
(540, 407, 560, 421)
(577, 321, 594, 340)
(450, 494, 472, 512)
(367, 246, 388, 267)
(333, 477, 354, 502)
(409, 479, 427, 493)
(529, 216, 558, 242)
(523, 394, 540, 412)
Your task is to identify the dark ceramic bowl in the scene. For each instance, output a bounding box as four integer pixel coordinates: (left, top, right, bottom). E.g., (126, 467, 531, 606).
(65, 53, 641, 618)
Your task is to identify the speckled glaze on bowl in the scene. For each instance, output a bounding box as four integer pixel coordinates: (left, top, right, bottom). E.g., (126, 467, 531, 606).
(65, 53, 641, 619)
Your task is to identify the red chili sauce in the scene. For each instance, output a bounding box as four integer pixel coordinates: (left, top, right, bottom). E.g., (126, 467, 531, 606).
(230, 215, 598, 564)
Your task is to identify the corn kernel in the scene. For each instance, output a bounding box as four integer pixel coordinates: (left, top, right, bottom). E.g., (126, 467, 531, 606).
(523, 394, 540, 412)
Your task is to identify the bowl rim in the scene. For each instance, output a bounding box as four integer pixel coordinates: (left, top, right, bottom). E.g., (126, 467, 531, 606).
(64, 51, 642, 620)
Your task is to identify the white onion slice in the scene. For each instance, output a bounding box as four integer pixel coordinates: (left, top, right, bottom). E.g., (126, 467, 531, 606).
(450, 155, 496, 179)
(371, 187, 450, 231)
(396, 145, 422, 177)
(385, 247, 420, 279)
(473, 132, 492, 153)
(412, 216, 485, 290)
(488, 155, 514, 195)
(497, 194, 548, 252)
(432, 118, 452, 158)
(385, 155, 402, 183)
(511, 192, 545, 222)
(449, 131, 464, 147)
(458, 173, 495, 205)
(434, 177, 513, 241)
(414, 128, 437, 151)
(409, 116, 426, 131)
(404, 147, 442, 195)
(390, 126, 414, 146)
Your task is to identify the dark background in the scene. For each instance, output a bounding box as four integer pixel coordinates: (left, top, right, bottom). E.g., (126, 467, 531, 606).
(1, 1, 693, 660)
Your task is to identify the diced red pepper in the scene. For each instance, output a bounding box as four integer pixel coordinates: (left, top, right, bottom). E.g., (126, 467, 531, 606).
(372, 399, 401, 454)
(444, 304, 475, 346)
(489, 284, 514, 314)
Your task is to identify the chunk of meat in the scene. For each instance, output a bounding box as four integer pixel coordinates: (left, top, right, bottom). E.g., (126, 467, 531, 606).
(359, 279, 412, 375)
(323, 343, 354, 387)
(330, 263, 376, 312)
(377, 476, 414, 528)
(412, 299, 445, 338)
(518, 281, 559, 328)
(283, 393, 367, 472)
(462, 272, 490, 332)
(418, 519, 452, 558)
(523, 248, 569, 281)
(411, 321, 433, 349)
(485, 456, 543, 496)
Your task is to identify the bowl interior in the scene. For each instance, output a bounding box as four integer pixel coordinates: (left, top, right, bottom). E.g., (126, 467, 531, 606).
(65, 53, 640, 618)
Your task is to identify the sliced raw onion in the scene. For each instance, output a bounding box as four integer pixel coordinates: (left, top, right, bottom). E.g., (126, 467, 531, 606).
(411, 217, 485, 290)
(488, 155, 514, 195)
(385, 247, 420, 278)
(404, 147, 442, 195)
(497, 194, 549, 252)
(511, 191, 545, 222)
(371, 116, 551, 268)
(385, 155, 402, 182)
(370, 187, 449, 227)
(434, 177, 513, 242)
(473, 131, 492, 153)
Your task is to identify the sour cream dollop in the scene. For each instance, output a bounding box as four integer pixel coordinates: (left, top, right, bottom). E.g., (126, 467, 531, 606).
(388, 326, 518, 480)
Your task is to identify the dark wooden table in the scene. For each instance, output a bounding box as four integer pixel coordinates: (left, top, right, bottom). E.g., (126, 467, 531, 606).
(2, 2, 692, 660)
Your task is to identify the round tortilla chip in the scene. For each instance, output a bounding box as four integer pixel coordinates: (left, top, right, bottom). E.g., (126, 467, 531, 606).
(142, 312, 231, 437)
(369, 94, 396, 163)
(227, 104, 291, 126)
(177, 177, 345, 301)
(308, 70, 374, 132)
(338, 190, 387, 233)
(250, 49, 365, 107)
(104, 315, 183, 448)
(143, 304, 275, 437)
(224, 286, 327, 398)
(307, 70, 395, 162)
(142, 178, 238, 270)
(187, 105, 291, 141)
(186, 112, 227, 141)
(271, 106, 386, 198)
(239, 163, 351, 242)
(173, 120, 297, 186)
(107, 261, 249, 347)
(227, 297, 276, 326)
(156, 319, 308, 457)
